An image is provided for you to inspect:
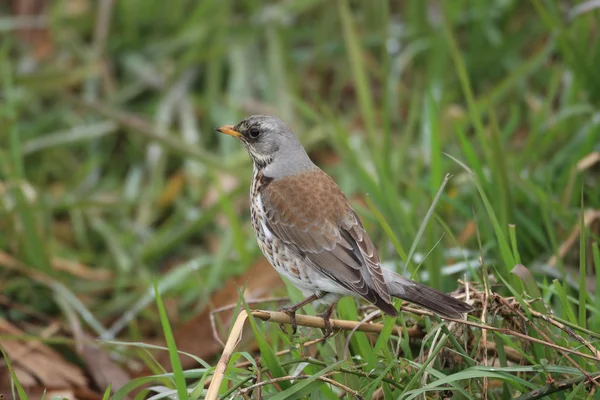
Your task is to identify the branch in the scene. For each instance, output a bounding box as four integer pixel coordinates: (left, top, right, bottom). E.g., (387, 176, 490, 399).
(250, 310, 422, 336)
(205, 309, 423, 400)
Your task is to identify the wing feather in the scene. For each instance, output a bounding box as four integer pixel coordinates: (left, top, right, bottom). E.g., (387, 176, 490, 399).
(260, 169, 396, 315)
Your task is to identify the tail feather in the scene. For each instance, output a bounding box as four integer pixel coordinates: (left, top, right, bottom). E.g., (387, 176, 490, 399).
(383, 269, 473, 319)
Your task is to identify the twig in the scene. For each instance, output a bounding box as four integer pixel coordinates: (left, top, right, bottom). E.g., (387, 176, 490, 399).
(237, 373, 364, 399)
(440, 316, 600, 362)
(495, 295, 600, 388)
(205, 309, 422, 400)
(251, 309, 421, 336)
(255, 359, 262, 400)
(210, 297, 289, 346)
(401, 302, 598, 362)
(515, 371, 600, 400)
(529, 309, 600, 359)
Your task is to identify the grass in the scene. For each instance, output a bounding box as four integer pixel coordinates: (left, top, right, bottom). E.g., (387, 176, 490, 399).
(1, 0, 600, 398)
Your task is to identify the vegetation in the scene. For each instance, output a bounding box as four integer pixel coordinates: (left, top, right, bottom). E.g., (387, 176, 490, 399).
(1, 0, 599, 399)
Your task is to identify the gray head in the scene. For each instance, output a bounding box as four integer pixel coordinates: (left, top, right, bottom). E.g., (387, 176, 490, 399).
(216, 115, 315, 177)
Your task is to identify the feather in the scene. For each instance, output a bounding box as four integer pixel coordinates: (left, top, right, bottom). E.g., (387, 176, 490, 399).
(260, 168, 397, 315)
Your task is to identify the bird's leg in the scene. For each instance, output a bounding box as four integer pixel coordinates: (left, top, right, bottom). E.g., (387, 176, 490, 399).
(278, 294, 320, 334)
(317, 301, 338, 338)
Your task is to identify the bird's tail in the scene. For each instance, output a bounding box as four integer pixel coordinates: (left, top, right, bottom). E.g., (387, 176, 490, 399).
(383, 269, 473, 319)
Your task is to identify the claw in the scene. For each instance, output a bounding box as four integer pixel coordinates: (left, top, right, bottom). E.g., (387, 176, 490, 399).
(317, 301, 338, 339)
(278, 306, 298, 334)
(289, 311, 297, 334)
(276, 294, 321, 336)
(319, 313, 333, 338)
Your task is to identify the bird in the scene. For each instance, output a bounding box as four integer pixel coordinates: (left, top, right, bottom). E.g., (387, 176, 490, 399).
(216, 115, 473, 336)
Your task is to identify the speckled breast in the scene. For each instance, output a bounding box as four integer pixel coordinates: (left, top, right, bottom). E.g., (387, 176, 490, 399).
(249, 169, 308, 285)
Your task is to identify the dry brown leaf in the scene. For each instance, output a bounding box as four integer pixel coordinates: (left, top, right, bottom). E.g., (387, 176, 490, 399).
(79, 338, 130, 393)
(0, 318, 87, 390)
(577, 151, 600, 172)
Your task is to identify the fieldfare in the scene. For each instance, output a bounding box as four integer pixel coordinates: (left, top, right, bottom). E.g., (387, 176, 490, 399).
(217, 115, 473, 336)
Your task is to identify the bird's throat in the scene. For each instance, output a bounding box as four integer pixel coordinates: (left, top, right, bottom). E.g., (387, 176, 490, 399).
(248, 151, 274, 170)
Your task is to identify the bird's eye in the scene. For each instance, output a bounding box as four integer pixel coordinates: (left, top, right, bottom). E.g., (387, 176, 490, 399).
(249, 127, 260, 139)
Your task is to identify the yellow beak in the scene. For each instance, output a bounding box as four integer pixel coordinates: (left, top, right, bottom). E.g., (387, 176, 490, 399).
(216, 125, 242, 138)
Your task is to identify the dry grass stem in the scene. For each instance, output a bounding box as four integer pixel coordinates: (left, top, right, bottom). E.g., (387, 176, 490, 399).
(529, 309, 600, 358)
(237, 373, 364, 399)
(209, 297, 290, 347)
(495, 295, 600, 388)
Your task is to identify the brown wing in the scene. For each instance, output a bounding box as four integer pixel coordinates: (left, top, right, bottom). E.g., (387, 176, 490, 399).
(260, 168, 397, 316)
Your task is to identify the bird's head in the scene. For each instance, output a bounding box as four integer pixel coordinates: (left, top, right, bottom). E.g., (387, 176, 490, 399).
(216, 115, 314, 175)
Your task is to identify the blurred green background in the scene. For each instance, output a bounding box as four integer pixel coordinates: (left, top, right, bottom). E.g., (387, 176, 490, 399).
(1, 0, 599, 398)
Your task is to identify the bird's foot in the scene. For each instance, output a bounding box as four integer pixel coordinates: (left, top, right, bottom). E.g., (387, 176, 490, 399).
(278, 306, 297, 334)
(317, 311, 333, 338)
(317, 301, 338, 338)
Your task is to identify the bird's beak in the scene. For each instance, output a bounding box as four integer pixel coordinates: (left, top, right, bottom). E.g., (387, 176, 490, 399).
(216, 125, 242, 138)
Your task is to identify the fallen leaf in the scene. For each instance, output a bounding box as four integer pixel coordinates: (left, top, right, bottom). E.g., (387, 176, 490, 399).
(80, 338, 130, 393)
(576, 151, 600, 172)
(0, 318, 87, 391)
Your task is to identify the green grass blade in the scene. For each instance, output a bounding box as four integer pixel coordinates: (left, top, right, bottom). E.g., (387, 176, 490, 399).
(336, 297, 377, 368)
(553, 279, 577, 325)
(404, 367, 537, 400)
(592, 242, 600, 332)
(578, 191, 587, 329)
(365, 195, 408, 264)
(154, 283, 188, 400)
(102, 384, 112, 400)
(0, 343, 29, 400)
(446, 153, 518, 286)
(338, 0, 376, 139)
